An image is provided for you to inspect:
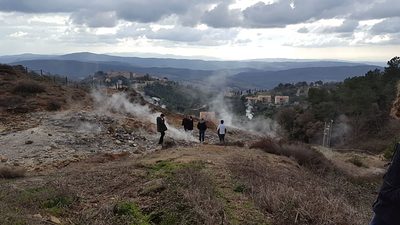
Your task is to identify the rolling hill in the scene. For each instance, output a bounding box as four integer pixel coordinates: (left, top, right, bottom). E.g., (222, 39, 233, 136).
(1, 52, 382, 89)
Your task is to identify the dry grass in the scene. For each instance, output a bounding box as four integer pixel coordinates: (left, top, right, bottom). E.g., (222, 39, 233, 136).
(250, 138, 334, 173)
(12, 81, 46, 95)
(0, 96, 25, 108)
(0, 65, 91, 116)
(0, 181, 78, 225)
(227, 156, 376, 225)
(149, 163, 227, 225)
(222, 141, 245, 147)
(0, 166, 26, 179)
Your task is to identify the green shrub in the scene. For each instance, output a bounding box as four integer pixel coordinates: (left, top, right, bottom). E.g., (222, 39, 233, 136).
(347, 155, 367, 168)
(233, 184, 246, 193)
(43, 193, 75, 215)
(113, 202, 150, 225)
(16, 186, 77, 216)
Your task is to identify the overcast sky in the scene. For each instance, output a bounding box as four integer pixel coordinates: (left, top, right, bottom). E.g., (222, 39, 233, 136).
(0, 0, 399, 61)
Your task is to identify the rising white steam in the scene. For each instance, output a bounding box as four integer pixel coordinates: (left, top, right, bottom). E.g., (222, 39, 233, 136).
(240, 117, 280, 138)
(210, 93, 235, 127)
(330, 114, 352, 145)
(245, 100, 254, 120)
(92, 90, 197, 142)
(205, 72, 279, 137)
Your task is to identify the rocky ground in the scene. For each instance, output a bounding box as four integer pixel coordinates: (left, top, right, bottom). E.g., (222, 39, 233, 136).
(0, 104, 260, 172)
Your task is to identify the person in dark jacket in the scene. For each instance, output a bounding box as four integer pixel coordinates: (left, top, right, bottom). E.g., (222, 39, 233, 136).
(197, 118, 207, 143)
(187, 116, 194, 132)
(369, 143, 400, 225)
(156, 114, 167, 145)
(182, 115, 194, 132)
(182, 115, 188, 131)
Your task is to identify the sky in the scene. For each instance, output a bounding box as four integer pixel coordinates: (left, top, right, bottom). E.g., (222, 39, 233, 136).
(0, 0, 399, 62)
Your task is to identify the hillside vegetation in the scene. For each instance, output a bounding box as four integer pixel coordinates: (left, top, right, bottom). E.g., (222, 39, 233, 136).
(275, 57, 400, 153)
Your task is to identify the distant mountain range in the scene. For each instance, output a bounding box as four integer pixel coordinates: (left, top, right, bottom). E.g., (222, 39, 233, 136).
(0, 52, 383, 89)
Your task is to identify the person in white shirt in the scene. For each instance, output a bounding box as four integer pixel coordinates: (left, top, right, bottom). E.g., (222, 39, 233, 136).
(217, 120, 227, 144)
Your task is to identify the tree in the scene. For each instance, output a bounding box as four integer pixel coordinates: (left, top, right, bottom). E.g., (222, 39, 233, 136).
(386, 56, 400, 72)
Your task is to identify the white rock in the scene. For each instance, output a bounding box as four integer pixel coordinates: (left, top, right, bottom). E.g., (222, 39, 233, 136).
(33, 214, 42, 219)
(49, 215, 61, 224)
(0, 155, 8, 162)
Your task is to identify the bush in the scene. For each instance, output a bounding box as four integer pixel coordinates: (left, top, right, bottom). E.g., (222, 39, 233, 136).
(250, 138, 333, 173)
(383, 141, 399, 160)
(13, 81, 45, 94)
(47, 100, 62, 111)
(348, 155, 367, 168)
(0, 166, 26, 179)
(113, 202, 150, 225)
(0, 64, 16, 75)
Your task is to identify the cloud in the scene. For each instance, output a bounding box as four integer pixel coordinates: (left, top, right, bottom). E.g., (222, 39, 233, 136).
(0, 0, 85, 13)
(370, 17, 400, 34)
(241, 0, 356, 28)
(0, 0, 220, 27)
(201, 2, 242, 28)
(323, 19, 359, 33)
(146, 27, 204, 42)
(117, 24, 238, 45)
(297, 27, 309, 33)
(70, 10, 118, 28)
(0, 0, 395, 30)
(352, 0, 400, 20)
(9, 31, 28, 37)
(0, 0, 399, 58)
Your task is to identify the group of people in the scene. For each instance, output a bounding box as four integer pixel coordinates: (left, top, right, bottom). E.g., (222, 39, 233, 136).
(196, 117, 226, 144)
(156, 113, 227, 145)
(157, 113, 400, 224)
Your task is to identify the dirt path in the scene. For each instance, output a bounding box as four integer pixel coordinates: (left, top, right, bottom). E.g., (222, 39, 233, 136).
(316, 146, 386, 177)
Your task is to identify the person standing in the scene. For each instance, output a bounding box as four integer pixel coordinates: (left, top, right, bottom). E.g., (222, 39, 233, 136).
(197, 118, 207, 143)
(217, 120, 227, 144)
(187, 116, 194, 133)
(182, 115, 189, 131)
(156, 114, 167, 145)
(369, 143, 400, 225)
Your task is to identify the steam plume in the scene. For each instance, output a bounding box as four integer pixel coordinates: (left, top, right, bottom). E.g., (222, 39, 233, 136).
(92, 90, 197, 142)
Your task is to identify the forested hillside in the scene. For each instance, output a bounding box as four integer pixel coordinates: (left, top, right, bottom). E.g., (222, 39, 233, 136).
(275, 57, 400, 153)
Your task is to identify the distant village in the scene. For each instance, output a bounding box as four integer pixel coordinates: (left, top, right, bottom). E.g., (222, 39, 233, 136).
(87, 70, 168, 89)
(225, 84, 311, 106)
(88, 70, 318, 110)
